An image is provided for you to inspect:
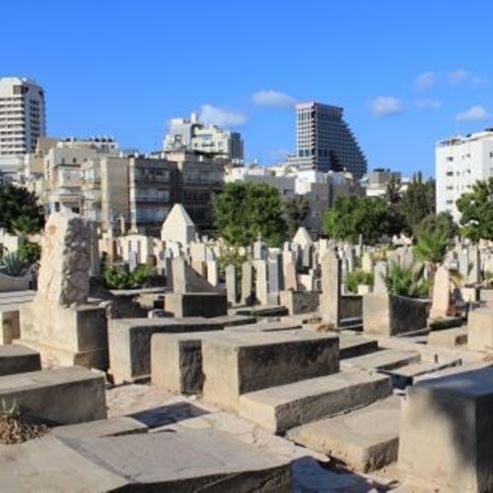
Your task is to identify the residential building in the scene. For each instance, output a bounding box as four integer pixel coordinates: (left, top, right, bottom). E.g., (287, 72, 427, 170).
(44, 137, 120, 213)
(294, 102, 367, 178)
(0, 77, 46, 158)
(163, 113, 244, 163)
(360, 168, 409, 198)
(436, 130, 493, 221)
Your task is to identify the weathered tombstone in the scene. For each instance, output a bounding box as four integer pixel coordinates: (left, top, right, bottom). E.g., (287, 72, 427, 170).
(160, 204, 197, 246)
(468, 246, 481, 285)
(320, 250, 341, 326)
(206, 260, 219, 288)
(362, 252, 373, 274)
(20, 212, 108, 369)
(429, 266, 450, 319)
(292, 227, 312, 248)
(253, 239, 267, 260)
(283, 251, 297, 291)
(374, 261, 388, 295)
(225, 264, 237, 304)
(129, 251, 138, 272)
(255, 260, 269, 305)
(241, 261, 254, 305)
(268, 254, 283, 304)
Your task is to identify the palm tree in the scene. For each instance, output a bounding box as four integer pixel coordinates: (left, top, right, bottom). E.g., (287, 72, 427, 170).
(414, 230, 449, 295)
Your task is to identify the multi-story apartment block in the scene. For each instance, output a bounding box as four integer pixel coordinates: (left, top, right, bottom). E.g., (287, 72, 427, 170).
(436, 130, 493, 221)
(360, 168, 410, 198)
(163, 113, 244, 163)
(44, 137, 120, 213)
(0, 77, 46, 157)
(294, 102, 367, 178)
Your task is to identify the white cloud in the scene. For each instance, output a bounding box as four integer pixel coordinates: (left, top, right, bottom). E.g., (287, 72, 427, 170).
(199, 104, 247, 127)
(415, 98, 442, 110)
(369, 96, 405, 117)
(448, 69, 470, 84)
(414, 72, 437, 91)
(252, 90, 296, 108)
(448, 69, 488, 86)
(454, 105, 490, 122)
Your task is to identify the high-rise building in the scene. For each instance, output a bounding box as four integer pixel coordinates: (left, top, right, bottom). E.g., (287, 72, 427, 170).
(163, 113, 244, 164)
(294, 102, 367, 178)
(436, 130, 493, 221)
(0, 77, 46, 156)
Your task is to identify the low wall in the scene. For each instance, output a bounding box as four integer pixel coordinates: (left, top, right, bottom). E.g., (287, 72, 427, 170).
(341, 294, 363, 320)
(0, 273, 30, 292)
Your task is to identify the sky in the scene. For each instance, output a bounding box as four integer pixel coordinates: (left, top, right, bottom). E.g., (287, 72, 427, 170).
(2, 1, 493, 177)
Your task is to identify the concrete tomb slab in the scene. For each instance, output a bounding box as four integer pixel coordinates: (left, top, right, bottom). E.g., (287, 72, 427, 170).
(164, 292, 227, 318)
(0, 366, 106, 425)
(202, 331, 339, 411)
(108, 317, 223, 383)
(288, 396, 401, 473)
(468, 307, 493, 352)
(399, 367, 493, 492)
(341, 348, 420, 372)
(239, 369, 392, 433)
(0, 344, 41, 376)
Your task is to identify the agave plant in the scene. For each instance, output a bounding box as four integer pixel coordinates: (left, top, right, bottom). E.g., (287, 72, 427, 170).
(0, 252, 29, 277)
(383, 262, 430, 299)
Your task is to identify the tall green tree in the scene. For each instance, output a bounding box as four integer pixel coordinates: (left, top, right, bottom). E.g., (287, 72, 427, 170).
(285, 195, 310, 238)
(322, 195, 394, 245)
(415, 212, 458, 241)
(456, 178, 493, 241)
(399, 173, 435, 234)
(0, 184, 44, 235)
(213, 182, 287, 247)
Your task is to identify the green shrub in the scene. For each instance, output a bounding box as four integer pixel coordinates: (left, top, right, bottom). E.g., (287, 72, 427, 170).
(17, 241, 41, 265)
(346, 269, 374, 294)
(0, 252, 29, 277)
(102, 263, 154, 290)
(383, 262, 430, 299)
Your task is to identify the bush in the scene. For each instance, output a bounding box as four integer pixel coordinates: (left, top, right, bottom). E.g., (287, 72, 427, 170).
(17, 241, 41, 265)
(102, 263, 154, 290)
(346, 269, 374, 294)
(0, 253, 29, 277)
(383, 262, 430, 299)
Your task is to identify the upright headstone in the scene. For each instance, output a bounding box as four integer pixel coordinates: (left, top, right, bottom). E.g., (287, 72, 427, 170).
(255, 260, 269, 305)
(468, 246, 481, 285)
(268, 254, 283, 304)
(282, 251, 297, 291)
(320, 250, 341, 326)
(292, 227, 313, 249)
(129, 251, 138, 272)
(429, 265, 451, 319)
(225, 264, 237, 305)
(241, 261, 254, 305)
(374, 261, 388, 295)
(160, 204, 197, 246)
(36, 212, 91, 307)
(207, 260, 219, 288)
(362, 252, 373, 274)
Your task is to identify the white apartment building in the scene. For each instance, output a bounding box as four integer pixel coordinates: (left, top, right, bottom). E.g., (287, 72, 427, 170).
(0, 77, 46, 158)
(436, 130, 493, 221)
(294, 102, 367, 178)
(163, 113, 244, 163)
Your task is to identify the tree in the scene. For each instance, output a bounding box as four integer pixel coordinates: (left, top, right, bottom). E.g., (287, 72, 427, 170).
(322, 195, 394, 245)
(456, 178, 493, 241)
(415, 212, 458, 241)
(0, 184, 44, 235)
(399, 173, 435, 234)
(285, 195, 310, 238)
(213, 182, 287, 247)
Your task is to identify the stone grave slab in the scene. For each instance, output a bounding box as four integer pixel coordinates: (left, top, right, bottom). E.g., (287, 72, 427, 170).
(202, 331, 339, 410)
(0, 366, 106, 424)
(288, 396, 400, 473)
(239, 369, 392, 433)
(0, 344, 41, 376)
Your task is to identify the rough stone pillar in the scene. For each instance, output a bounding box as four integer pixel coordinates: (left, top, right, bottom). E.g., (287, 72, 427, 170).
(373, 261, 388, 295)
(429, 265, 450, 319)
(241, 261, 254, 306)
(255, 260, 269, 306)
(225, 264, 237, 305)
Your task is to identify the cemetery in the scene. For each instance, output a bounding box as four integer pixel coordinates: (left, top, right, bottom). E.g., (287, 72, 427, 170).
(2, 203, 493, 492)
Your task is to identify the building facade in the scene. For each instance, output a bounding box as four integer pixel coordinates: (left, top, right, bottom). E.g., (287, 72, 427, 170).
(436, 130, 493, 221)
(294, 102, 367, 178)
(163, 113, 244, 163)
(0, 77, 46, 158)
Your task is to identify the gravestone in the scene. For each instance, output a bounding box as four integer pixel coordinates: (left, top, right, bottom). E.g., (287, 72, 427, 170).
(225, 264, 237, 304)
(255, 260, 269, 305)
(320, 250, 341, 326)
(374, 261, 388, 295)
(429, 266, 450, 319)
(160, 204, 197, 245)
(241, 261, 254, 305)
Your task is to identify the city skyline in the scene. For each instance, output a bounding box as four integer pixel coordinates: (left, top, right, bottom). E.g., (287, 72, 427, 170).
(3, 1, 493, 176)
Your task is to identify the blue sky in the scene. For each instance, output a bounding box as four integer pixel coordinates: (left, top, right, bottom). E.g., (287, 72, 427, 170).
(3, 1, 493, 177)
